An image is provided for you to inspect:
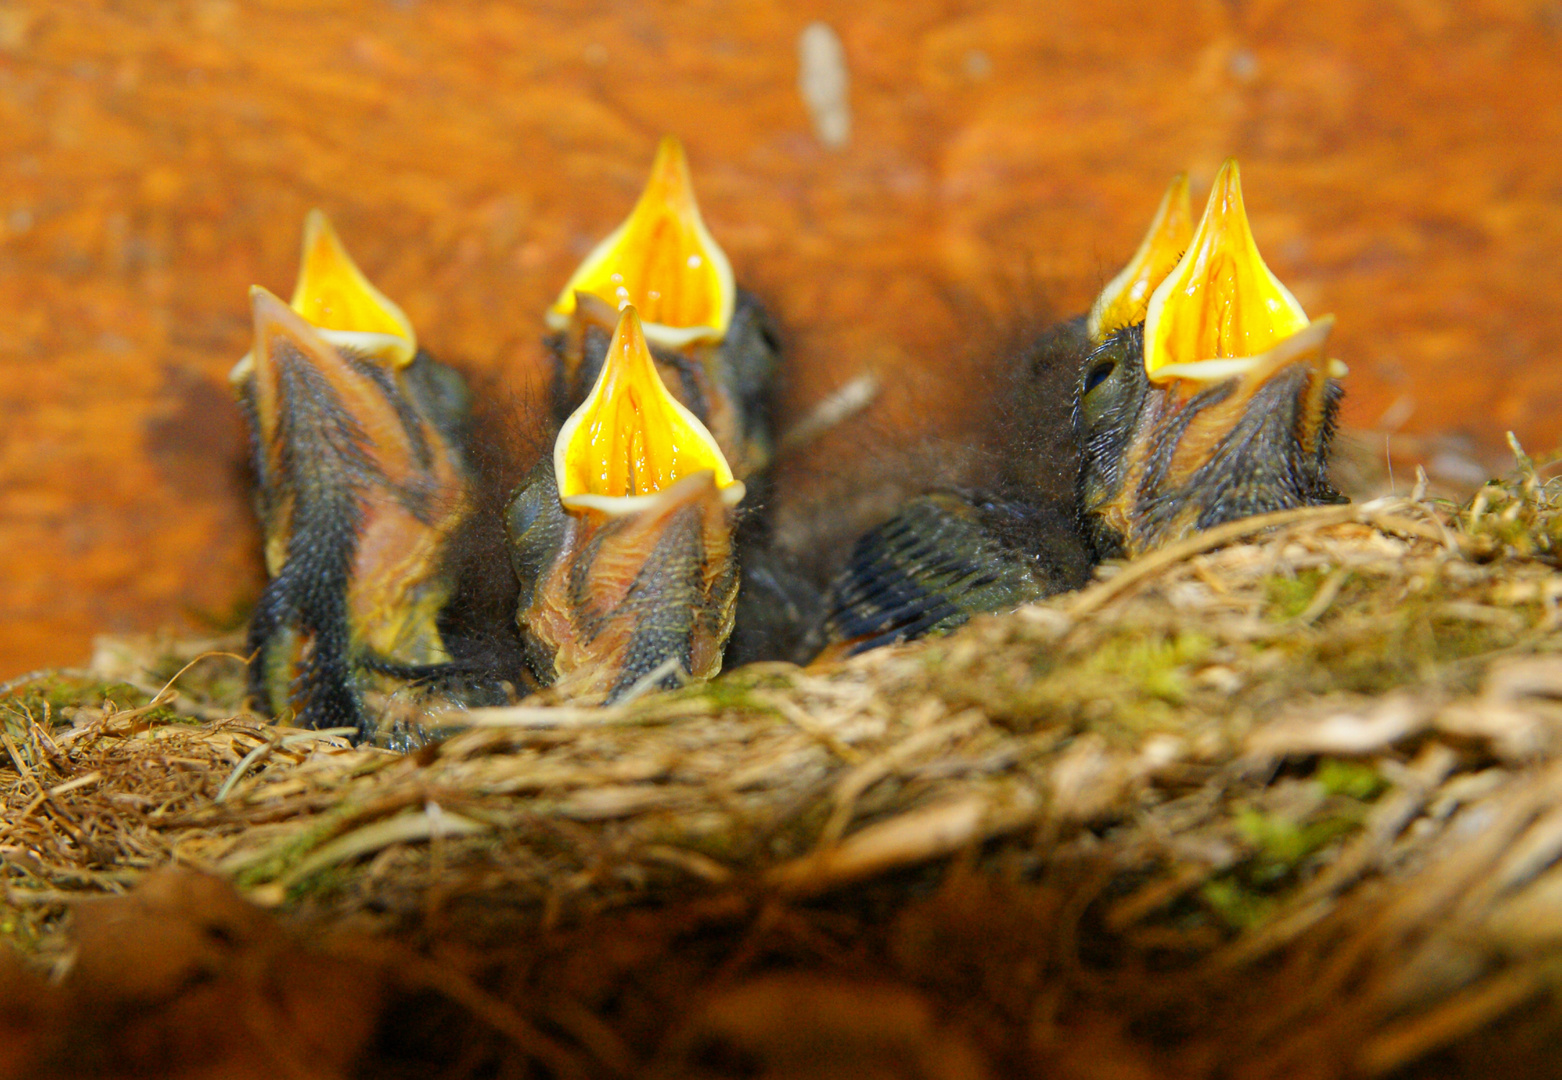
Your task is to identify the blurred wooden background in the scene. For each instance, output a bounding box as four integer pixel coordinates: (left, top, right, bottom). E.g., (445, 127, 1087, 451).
(1, 0, 1558, 675)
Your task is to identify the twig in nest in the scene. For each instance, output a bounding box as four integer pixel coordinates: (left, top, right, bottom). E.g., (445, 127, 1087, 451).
(1067, 497, 1457, 619)
(768, 787, 1039, 897)
(612, 655, 688, 705)
(215, 728, 357, 803)
(818, 710, 985, 847)
(442, 704, 630, 730)
(1067, 503, 1367, 618)
(249, 807, 492, 903)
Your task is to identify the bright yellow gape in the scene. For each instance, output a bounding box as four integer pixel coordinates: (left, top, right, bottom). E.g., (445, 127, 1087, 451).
(291, 209, 416, 365)
(1143, 160, 1309, 383)
(555, 306, 736, 504)
(1087, 173, 1193, 341)
(546, 136, 735, 347)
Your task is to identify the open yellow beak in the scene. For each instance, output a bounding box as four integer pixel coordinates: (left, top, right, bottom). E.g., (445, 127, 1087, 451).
(1087, 173, 1193, 341)
(1144, 160, 1334, 386)
(232, 211, 416, 391)
(554, 305, 742, 515)
(546, 136, 736, 349)
(289, 209, 417, 366)
(249, 285, 424, 479)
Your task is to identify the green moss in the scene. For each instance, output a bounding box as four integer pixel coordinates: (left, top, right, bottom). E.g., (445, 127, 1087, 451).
(1236, 807, 1361, 874)
(1314, 759, 1387, 801)
(1199, 795, 1372, 931)
(285, 864, 352, 902)
(1264, 567, 1330, 620)
(1458, 462, 1562, 560)
(691, 678, 769, 715)
(1, 678, 151, 720)
(1069, 630, 1214, 717)
(141, 657, 248, 707)
(1265, 572, 1527, 700)
(649, 819, 749, 862)
(1199, 876, 1275, 931)
(0, 904, 63, 955)
(932, 625, 1223, 741)
(232, 811, 362, 889)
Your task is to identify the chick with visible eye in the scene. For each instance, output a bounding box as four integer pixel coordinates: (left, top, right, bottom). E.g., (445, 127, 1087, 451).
(821, 163, 1345, 654)
(507, 305, 744, 703)
(546, 136, 779, 482)
(1075, 160, 1345, 559)
(233, 213, 474, 736)
(818, 175, 1195, 655)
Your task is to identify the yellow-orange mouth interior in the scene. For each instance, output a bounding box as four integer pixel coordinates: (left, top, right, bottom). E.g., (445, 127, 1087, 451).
(546, 136, 735, 347)
(555, 305, 739, 511)
(1143, 159, 1312, 386)
(290, 209, 416, 365)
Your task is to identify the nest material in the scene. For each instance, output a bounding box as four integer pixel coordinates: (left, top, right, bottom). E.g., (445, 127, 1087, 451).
(3, 466, 1562, 1078)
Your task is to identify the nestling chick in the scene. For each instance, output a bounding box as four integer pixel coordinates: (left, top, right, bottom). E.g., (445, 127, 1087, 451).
(1076, 160, 1345, 559)
(546, 136, 778, 480)
(544, 136, 817, 667)
(821, 163, 1345, 654)
(233, 213, 474, 735)
(818, 174, 1196, 654)
(507, 305, 744, 703)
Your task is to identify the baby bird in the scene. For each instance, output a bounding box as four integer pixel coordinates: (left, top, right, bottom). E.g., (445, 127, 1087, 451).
(544, 136, 817, 666)
(1076, 159, 1344, 559)
(819, 174, 1195, 654)
(822, 162, 1344, 654)
(546, 136, 778, 480)
(506, 305, 745, 703)
(234, 213, 475, 735)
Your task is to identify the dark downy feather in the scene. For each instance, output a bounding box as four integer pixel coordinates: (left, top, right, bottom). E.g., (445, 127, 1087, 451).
(813, 308, 1098, 656)
(821, 493, 1091, 655)
(244, 342, 411, 735)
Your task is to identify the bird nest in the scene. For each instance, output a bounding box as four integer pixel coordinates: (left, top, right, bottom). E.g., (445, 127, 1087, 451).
(2, 459, 1562, 1078)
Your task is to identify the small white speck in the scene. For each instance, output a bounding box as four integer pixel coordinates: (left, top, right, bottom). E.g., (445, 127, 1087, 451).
(686, 253, 702, 269)
(609, 272, 623, 283)
(615, 286, 630, 300)
(798, 22, 851, 150)
(963, 50, 992, 80)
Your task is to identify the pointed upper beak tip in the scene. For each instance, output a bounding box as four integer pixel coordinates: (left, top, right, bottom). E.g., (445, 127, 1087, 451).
(300, 208, 334, 249)
(248, 288, 290, 368)
(657, 134, 685, 161)
(649, 135, 695, 190)
(250, 283, 285, 315)
(250, 286, 309, 341)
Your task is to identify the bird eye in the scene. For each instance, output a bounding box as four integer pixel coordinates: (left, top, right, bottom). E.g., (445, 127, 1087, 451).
(1083, 359, 1116, 395)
